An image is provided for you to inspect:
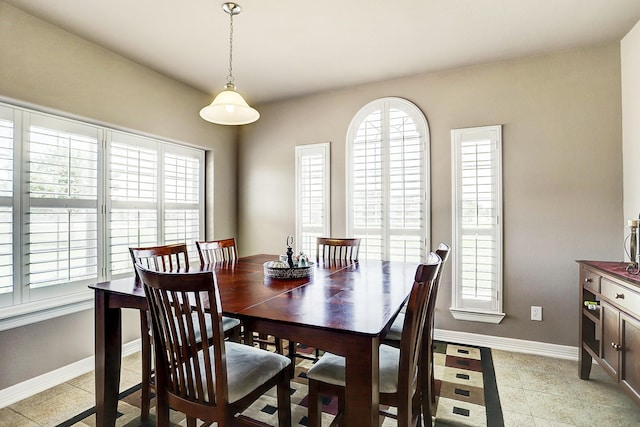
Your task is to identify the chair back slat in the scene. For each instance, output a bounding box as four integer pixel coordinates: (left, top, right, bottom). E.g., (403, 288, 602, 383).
(398, 253, 441, 402)
(137, 266, 228, 408)
(316, 237, 361, 264)
(196, 238, 238, 264)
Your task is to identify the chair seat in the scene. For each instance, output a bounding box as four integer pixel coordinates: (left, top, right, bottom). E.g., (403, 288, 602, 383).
(222, 315, 241, 332)
(194, 341, 291, 404)
(306, 344, 400, 393)
(385, 313, 404, 342)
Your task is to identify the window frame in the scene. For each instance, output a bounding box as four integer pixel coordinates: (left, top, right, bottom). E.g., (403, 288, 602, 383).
(0, 100, 205, 331)
(346, 97, 430, 262)
(450, 125, 504, 324)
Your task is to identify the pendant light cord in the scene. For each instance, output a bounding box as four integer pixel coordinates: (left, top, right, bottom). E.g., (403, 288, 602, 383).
(227, 11, 234, 84)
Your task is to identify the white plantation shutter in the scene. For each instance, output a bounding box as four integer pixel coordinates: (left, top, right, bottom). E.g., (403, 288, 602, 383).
(108, 133, 158, 276)
(0, 106, 14, 306)
(451, 125, 504, 321)
(0, 101, 206, 326)
(26, 114, 99, 297)
(348, 98, 429, 262)
(163, 149, 203, 263)
(295, 143, 330, 259)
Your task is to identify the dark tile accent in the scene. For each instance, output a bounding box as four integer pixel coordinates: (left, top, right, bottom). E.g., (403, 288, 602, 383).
(261, 404, 277, 415)
(455, 388, 470, 397)
(457, 349, 470, 354)
(453, 406, 470, 417)
(456, 373, 470, 380)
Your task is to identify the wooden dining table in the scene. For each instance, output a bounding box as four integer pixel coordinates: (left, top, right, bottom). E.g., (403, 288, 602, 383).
(90, 254, 418, 427)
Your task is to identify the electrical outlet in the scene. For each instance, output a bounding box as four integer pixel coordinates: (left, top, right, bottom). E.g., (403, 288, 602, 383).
(531, 306, 543, 321)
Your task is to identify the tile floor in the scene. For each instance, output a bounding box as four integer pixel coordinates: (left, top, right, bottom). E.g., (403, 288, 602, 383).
(1, 349, 639, 427)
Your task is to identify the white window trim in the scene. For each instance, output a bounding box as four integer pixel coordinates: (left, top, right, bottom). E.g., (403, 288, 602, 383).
(450, 125, 505, 324)
(346, 97, 430, 262)
(295, 142, 331, 257)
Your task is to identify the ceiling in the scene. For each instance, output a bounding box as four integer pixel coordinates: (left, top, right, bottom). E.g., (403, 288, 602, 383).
(5, 0, 640, 104)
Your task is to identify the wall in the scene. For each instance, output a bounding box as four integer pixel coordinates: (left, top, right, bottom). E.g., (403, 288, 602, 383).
(622, 20, 640, 234)
(0, 3, 237, 389)
(239, 44, 623, 347)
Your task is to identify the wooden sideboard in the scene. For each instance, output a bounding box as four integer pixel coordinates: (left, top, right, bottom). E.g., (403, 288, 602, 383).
(578, 260, 640, 405)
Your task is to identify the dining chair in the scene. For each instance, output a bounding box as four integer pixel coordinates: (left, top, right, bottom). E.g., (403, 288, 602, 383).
(315, 237, 361, 265)
(129, 243, 241, 421)
(195, 237, 238, 264)
(288, 237, 362, 368)
(383, 242, 451, 424)
(196, 238, 283, 353)
(305, 253, 441, 427)
(135, 265, 292, 427)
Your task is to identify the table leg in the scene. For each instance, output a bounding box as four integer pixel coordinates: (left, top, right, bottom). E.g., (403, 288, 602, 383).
(95, 291, 122, 427)
(345, 338, 379, 427)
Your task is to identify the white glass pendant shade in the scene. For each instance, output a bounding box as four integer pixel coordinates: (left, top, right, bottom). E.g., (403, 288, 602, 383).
(200, 83, 260, 125)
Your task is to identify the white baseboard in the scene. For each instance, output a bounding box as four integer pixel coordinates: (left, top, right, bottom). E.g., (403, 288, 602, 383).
(434, 329, 580, 361)
(0, 339, 141, 409)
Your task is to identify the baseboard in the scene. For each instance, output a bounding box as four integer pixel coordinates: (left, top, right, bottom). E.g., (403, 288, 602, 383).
(0, 339, 141, 409)
(434, 329, 580, 361)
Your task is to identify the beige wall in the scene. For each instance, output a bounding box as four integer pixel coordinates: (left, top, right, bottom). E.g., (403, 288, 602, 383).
(622, 20, 640, 234)
(239, 44, 623, 347)
(0, 3, 238, 389)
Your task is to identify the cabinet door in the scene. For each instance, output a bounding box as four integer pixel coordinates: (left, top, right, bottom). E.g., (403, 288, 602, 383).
(620, 312, 640, 403)
(601, 302, 620, 379)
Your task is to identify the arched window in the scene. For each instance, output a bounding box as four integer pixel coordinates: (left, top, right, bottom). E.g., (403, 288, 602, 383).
(346, 97, 430, 262)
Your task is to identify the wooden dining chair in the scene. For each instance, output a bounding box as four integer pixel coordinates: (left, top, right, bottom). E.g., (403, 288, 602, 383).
(305, 253, 441, 427)
(135, 265, 292, 427)
(316, 237, 361, 265)
(288, 237, 362, 368)
(129, 243, 241, 421)
(383, 242, 451, 424)
(195, 237, 238, 264)
(196, 238, 283, 353)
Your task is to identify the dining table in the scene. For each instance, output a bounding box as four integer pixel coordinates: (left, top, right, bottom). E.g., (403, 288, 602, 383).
(90, 253, 418, 427)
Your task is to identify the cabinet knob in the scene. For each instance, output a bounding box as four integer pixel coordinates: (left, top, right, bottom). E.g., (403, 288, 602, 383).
(615, 292, 625, 299)
(611, 342, 623, 351)
(584, 277, 592, 283)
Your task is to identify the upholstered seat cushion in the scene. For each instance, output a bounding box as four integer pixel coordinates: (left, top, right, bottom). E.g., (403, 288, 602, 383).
(306, 345, 400, 393)
(221, 315, 242, 332)
(384, 313, 404, 342)
(195, 342, 291, 404)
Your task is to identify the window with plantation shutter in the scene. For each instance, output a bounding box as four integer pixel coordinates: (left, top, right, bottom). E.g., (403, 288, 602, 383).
(107, 132, 158, 277)
(295, 143, 330, 260)
(347, 97, 429, 262)
(0, 105, 14, 307)
(163, 149, 203, 263)
(0, 100, 205, 330)
(26, 114, 99, 299)
(450, 125, 504, 323)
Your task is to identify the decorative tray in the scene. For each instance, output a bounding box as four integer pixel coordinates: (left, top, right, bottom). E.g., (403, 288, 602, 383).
(263, 261, 314, 279)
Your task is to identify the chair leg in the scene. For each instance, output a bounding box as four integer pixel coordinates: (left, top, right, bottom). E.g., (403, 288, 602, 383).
(140, 311, 152, 421)
(307, 379, 323, 427)
(276, 371, 292, 427)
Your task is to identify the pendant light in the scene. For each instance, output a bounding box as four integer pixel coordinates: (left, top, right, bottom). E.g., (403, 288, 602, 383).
(200, 2, 259, 125)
